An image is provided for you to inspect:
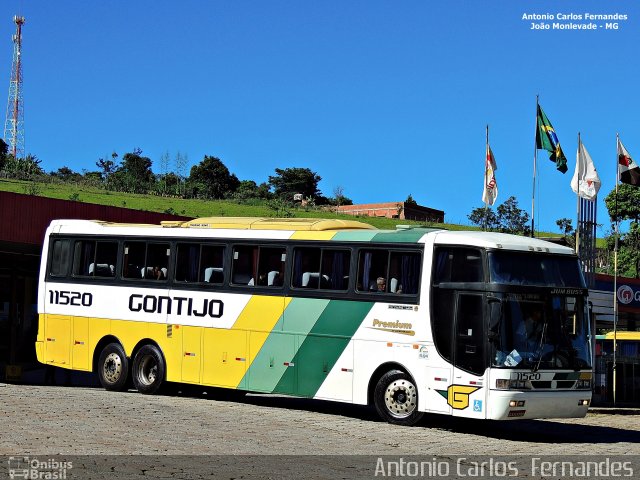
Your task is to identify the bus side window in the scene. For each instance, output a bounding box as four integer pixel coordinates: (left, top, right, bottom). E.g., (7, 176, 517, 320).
(200, 245, 225, 284)
(389, 251, 421, 294)
(434, 247, 483, 283)
(257, 247, 285, 287)
(292, 247, 320, 288)
(49, 239, 71, 277)
(122, 241, 146, 279)
(91, 241, 118, 277)
(232, 245, 257, 285)
(320, 249, 350, 291)
(176, 243, 200, 282)
(356, 249, 389, 293)
(72, 240, 96, 277)
(145, 243, 170, 280)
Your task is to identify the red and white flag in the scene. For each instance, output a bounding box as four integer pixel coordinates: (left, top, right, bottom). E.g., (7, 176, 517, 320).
(482, 144, 498, 206)
(618, 138, 640, 186)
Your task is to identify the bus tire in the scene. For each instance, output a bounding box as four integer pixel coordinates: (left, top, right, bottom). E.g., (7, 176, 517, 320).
(97, 343, 129, 391)
(373, 369, 424, 426)
(131, 344, 165, 395)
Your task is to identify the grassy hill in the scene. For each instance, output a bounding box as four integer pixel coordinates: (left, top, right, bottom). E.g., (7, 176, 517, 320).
(1, 177, 467, 231)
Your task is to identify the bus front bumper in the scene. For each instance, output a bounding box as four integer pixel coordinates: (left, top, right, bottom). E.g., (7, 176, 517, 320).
(487, 389, 591, 420)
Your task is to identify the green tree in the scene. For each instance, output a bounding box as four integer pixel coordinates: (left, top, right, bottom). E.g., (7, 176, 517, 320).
(268, 167, 322, 200)
(555, 217, 576, 248)
(330, 185, 353, 207)
(51, 166, 82, 182)
(96, 153, 117, 183)
(405, 194, 417, 205)
(110, 149, 153, 193)
(467, 207, 499, 230)
(0, 138, 8, 171)
(604, 183, 640, 223)
(232, 180, 272, 201)
(467, 196, 529, 235)
(496, 196, 530, 235)
(186, 155, 240, 199)
(603, 184, 640, 277)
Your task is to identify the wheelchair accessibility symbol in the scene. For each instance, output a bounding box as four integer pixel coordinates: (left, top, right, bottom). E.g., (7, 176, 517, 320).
(473, 399, 483, 412)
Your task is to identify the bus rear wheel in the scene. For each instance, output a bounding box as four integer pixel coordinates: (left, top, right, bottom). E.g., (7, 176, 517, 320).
(97, 343, 129, 391)
(132, 345, 165, 395)
(374, 370, 424, 426)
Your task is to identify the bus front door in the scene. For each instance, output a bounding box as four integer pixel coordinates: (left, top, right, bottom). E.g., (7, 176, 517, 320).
(451, 292, 488, 419)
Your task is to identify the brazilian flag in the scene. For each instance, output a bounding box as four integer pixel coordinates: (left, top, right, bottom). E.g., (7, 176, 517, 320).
(536, 104, 568, 173)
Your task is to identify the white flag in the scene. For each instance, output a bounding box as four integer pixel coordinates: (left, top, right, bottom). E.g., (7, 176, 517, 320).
(482, 144, 498, 206)
(571, 139, 601, 200)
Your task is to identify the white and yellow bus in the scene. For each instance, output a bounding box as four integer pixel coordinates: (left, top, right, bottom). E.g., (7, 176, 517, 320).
(36, 217, 593, 425)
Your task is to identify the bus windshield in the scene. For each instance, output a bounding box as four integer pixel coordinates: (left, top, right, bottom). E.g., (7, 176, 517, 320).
(488, 251, 591, 370)
(490, 293, 592, 370)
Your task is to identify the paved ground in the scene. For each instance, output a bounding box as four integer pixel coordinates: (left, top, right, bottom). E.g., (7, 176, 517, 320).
(1, 383, 639, 478)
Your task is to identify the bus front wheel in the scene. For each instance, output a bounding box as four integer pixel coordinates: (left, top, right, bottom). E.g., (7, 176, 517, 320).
(373, 370, 424, 426)
(97, 343, 129, 391)
(132, 345, 165, 395)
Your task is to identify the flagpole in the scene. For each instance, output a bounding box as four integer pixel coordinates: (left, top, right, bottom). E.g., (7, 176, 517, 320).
(576, 132, 581, 255)
(613, 133, 619, 406)
(531, 95, 539, 237)
(484, 124, 489, 231)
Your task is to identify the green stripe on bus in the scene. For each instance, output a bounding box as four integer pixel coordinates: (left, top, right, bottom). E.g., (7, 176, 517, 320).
(370, 230, 428, 243)
(331, 231, 379, 242)
(274, 300, 374, 397)
(243, 298, 330, 393)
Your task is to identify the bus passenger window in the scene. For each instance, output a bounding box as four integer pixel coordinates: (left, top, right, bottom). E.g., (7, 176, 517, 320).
(389, 251, 421, 295)
(122, 242, 170, 281)
(231, 246, 257, 285)
(357, 250, 389, 293)
(292, 248, 350, 291)
(257, 247, 285, 287)
(176, 243, 200, 282)
(49, 239, 71, 277)
(72, 240, 117, 278)
(232, 245, 285, 287)
(320, 250, 350, 290)
(292, 248, 321, 288)
(433, 248, 483, 284)
(200, 245, 225, 284)
(145, 244, 170, 281)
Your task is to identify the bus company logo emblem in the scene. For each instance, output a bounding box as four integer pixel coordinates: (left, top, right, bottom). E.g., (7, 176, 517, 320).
(617, 285, 634, 304)
(436, 385, 480, 410)
(418, 346, 428, 359)
(370, 319, 415, 336)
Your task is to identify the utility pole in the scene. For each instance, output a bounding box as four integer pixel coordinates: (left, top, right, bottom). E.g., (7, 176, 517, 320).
(4, 15, 25, 159)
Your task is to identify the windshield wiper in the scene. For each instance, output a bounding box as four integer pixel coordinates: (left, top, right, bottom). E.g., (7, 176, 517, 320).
(532, 319, 548, 372)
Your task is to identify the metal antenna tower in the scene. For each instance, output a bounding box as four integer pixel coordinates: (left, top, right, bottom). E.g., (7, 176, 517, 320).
(4, 15, 25, 159)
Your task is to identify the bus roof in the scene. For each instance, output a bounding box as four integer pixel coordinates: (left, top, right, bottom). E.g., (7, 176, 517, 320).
(432, 230, 574, 255)
(47, 218, 573, 251)
(164, 217, 377, 231)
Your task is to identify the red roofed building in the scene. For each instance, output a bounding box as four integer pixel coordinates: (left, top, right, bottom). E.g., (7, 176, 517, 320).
(336, 201, 444, 223)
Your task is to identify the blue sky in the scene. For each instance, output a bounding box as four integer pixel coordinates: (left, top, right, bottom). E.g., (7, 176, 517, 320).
(2, 0, 639, 234)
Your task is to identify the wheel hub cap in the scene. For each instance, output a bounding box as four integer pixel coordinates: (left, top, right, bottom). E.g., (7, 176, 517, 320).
(384, 379, 417, 418)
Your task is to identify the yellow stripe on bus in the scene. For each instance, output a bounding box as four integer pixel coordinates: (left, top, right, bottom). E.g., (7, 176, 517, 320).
(202, 295, 292, 389)
(289, 231, 338, 241)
